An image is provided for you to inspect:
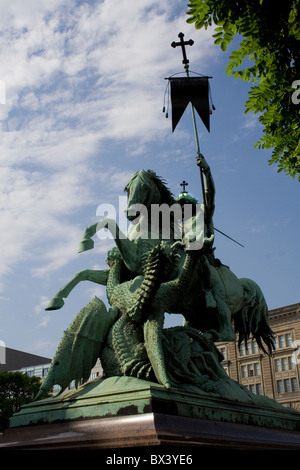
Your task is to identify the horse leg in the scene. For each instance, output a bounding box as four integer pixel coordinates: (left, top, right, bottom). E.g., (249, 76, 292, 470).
(213, 295, 236, 341)
(78, 218, 143, 274)
(45, 269, 109, 310)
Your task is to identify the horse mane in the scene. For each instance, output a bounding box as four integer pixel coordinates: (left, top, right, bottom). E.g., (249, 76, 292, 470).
(124, 170, 177, 206)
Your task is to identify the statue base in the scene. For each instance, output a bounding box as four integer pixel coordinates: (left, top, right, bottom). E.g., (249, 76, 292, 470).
(1, 376, 300, 450)
(2, 412, 300, 451)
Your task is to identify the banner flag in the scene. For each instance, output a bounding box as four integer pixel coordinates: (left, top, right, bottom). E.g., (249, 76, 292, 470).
(169, 77, 210, 132)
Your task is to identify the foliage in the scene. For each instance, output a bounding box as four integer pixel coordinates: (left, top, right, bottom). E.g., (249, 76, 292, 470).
(0, 371, 43, 432)
(187, 0, 300, 179)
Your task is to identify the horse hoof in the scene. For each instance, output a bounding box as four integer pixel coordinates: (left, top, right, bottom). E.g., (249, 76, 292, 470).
(78, 239, 94, 253)
(45, 297, 65, 310)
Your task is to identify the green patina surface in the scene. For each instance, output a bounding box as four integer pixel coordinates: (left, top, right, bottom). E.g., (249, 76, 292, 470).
(10, 376, 300, 432)
(10, 165, 300, 432)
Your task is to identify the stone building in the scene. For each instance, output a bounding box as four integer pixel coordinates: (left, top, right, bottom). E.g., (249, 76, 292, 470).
(217, 302, 300, 411)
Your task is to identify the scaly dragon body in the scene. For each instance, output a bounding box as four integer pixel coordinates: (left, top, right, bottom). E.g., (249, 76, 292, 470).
(103, 242, 198, 387)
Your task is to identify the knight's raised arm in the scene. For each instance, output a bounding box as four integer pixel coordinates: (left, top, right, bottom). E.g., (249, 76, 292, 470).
(196, 154, 210, 173)
(196, 154, 215, 217)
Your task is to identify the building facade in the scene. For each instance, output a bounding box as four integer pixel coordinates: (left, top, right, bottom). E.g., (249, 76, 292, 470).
(0, 347, 103, 395)
(0, 347, 51, 374)
(217, 302, 300, 411)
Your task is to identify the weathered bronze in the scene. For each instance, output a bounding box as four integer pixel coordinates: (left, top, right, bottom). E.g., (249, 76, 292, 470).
(39, 158, 276, 405)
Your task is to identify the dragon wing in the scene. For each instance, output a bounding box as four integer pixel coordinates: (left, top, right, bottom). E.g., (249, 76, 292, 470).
(35, 297, 118, 399)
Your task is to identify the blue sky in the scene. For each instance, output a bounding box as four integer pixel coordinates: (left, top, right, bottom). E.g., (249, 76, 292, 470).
(0, 0, 299, 358)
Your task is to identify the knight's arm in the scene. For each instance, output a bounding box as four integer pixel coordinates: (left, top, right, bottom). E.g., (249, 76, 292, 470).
(196, 155, 215, 217)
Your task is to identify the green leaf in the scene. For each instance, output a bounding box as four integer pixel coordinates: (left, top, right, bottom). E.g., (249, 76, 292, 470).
(195, 19, 204, 29)
(225, 62, 235, 73)
(212, 31, 223, 38)
(214, 37, 223, 45)
(187, 16, 197, 24)
(187, 0, 300, 180)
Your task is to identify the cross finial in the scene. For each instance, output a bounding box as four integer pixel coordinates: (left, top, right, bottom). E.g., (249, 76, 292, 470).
(171, 32, 194, 66)
(180, 180, 188, 192)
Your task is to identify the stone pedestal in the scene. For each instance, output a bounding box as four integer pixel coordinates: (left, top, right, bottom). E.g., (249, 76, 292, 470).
(2, 412, 300, 451)
(1, 376, 300, 450)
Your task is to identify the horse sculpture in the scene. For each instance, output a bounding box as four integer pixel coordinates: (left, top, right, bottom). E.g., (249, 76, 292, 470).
(45, 169, 181, 310)
(40, 168, 274, 397)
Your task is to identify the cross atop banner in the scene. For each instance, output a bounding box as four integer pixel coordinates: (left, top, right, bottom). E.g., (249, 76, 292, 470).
(165, 32, 213, 133)
(171, 32, 194, 66)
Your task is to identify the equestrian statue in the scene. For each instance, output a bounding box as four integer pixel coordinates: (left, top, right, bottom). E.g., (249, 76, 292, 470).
(36, 155, 275, 402)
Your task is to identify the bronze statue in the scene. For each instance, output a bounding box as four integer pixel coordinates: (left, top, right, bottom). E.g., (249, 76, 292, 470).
(37, 158, 274, 400)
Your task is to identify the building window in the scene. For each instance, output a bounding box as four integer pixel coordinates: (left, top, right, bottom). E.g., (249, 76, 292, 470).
(277, 380, 283, 393)
(277, 378, 299, 394)
(239, 340, 259, 356)
(291, 378, 299, 392)
(274, 356, 295, 372)
(218, 346, 227, 360)
(89, 372, 99, 380)
(275, 333, 292, 349)
(248, 383, 263, 395)
(241, 362, 261, 378)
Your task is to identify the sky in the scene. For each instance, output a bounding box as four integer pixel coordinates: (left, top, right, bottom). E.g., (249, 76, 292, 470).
(0, 0, 299, 359)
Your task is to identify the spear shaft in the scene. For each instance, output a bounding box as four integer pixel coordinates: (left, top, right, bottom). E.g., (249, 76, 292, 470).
(171, 33, 244, 248)
(171, 33, 208, 218)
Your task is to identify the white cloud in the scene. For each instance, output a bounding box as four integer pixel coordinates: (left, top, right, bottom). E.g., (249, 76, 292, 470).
(0, 0, 215, 290)
(38, 316, 51, 328)
(242, 113, 260, 131)
(34, 296, 50, 315)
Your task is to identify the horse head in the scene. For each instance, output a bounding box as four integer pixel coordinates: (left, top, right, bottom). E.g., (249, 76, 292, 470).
(124, 170, 176, 221)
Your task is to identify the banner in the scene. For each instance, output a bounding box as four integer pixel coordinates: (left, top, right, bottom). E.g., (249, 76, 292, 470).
(169, 77, 210, 132)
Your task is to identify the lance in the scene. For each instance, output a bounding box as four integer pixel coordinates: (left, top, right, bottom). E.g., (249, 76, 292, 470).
(171, 32, 209, 225)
